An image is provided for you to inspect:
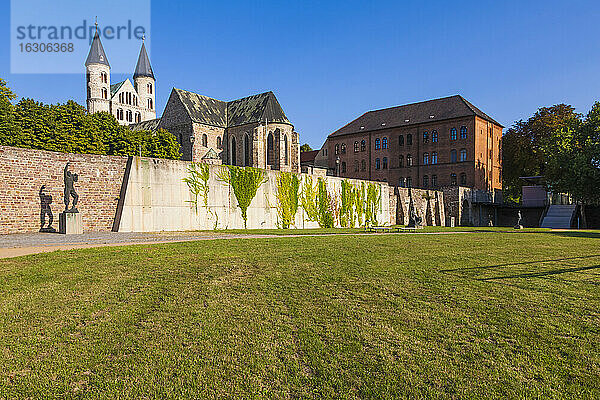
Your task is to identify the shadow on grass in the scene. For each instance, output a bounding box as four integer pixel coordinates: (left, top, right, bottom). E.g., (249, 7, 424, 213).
(546, 231, 600, 239)
(477, 264, 600, 281)
(441, 254, 600, 273)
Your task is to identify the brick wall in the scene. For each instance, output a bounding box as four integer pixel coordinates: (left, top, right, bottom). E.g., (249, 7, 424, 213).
(0, 146, 128, 234)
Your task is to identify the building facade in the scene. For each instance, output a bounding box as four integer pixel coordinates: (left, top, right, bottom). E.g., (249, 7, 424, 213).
(85, 31, 156, 125)
(319, 95, 503, 192)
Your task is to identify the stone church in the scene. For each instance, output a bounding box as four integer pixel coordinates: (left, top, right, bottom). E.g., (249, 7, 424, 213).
(86, 32, 299, 172)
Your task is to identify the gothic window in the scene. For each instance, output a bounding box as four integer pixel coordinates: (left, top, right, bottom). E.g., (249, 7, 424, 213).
(101, 88, 107, 99)
(431, 174, 438, 187)
(148, 98, 153, 110)
(217, 136, 222, 149)
(399, 135, 404, 146)
(382, 157, 388, 169)
(101, 72, 107, 83)
(361, 159, 366, 171)
(431, 151, 438, 164)
(284, 134, 289, 165)
(202, 134, 208, 147)
(341, 161, 346, 173)
(267, 133, 275, 166)
(432, 130, 438, 143)
(423, 152, 429, 165)
(423, 131, 429, 143)
(354, 160, 359, 172)
(451, 173, 457, 186)
(423, 175, 429, 187)
(375, 138, 380, 150)
(406, 154, 413, 167)
(375, 158, 380, 169)
(382, 137, 388, 149)
(361, 140, 366, 152)
(451, 149, 457, 163)
(398, 155, 403, 168)
(460, 148, 467, 162)
(244, 133, 251, 166)
(341, 143, 346, 154)
(460, 172, 467, 186)
(460, 126, 467, 139)
(148, 83, 153, 94)
(407, 134, 413, 146)
(354, 141, 359, 152)
(335, 144, 340, 155)
(450, 128, 457, 140)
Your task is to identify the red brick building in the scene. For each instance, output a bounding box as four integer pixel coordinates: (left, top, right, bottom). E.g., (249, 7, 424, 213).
(319, 95, 503, 192)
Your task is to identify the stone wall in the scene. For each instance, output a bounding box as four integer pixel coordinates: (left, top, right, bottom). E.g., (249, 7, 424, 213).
(395, 187, 445, 226)
(0, 146, 128, 234)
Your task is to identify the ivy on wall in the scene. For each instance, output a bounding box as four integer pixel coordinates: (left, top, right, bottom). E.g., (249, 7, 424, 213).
(317, 178, 335, 228)
(340, 180, 356, 228)
(217, 165, 266, 229)
(365, 182, 381, 226)
(183, 162, 210, 212)
(275, 172, 300, 229)
(355, 183, 366, 227)
(300, 176, 319, 222)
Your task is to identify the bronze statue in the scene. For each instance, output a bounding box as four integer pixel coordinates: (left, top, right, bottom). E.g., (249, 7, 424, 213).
(39, 185, 56, 232)
(64, 162, 79, 212)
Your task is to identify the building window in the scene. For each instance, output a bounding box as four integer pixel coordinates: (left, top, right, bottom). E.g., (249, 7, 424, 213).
(354, 141, 359, 152)
(135, 112, 141, 123)
(460, 148, 467, 162)
(126, 110, 133, 122)
(361, 159, 366, 171)
(423, 175, 429, 187)
(101, 88, 107, 99)
(341, 143, 346, 154)
(361, 140, 366, 152)
(407, 134, 412, 146)
(354, 160, 359, 172)
(423, 152, 429, 165)
(101, 72, 107, 83)
(406, 177, 412, 187)
(148, 98, 153, 109)
(398, 155, 403, 168)
(451, 173, 457, 186)
(341, 161, 346, 173)
(117, 108, 123, 120)
(217, 137, 222, 149)
(202, 134, 208, 147)
(406, 154, 413, 167)
(383, 157, 388, 169)
(431, 151, 438, 164)
(118, 93, 123, 103)
(375, 138, 381, 150)
(335, 144, 339, 155)
(460, 126, 467, 139)
(450, 149, 457, 163)
(284, 134, 289, 165)
(423, 131, 429, 143)
(450, 128, 457, 141)
(399, 177, 405, 187)
(432, 130, 438, 143)
(375, 158, 380, 169)
(148, 83, 153, 94)
(431, 174, 438, 187)
(399, 135, 404, 146)
(134, 96, 138, 107)
(382, 137, 388, 149)
(460, 172, 467, 186)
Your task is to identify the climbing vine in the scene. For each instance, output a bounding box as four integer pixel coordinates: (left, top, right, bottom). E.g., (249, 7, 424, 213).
(275, 172, 300, 229)
(354, 182, 365, 227)
(317, 178, 335, 228)
(300, 176, 319, 222)
(340, 179, 356, 227)
(365, 182, 381, 226)
(183, 162, 210, 212)
(217, 165, 266, 229)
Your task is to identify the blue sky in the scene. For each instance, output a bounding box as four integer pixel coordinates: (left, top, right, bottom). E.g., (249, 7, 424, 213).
(1, 0, 599, 149)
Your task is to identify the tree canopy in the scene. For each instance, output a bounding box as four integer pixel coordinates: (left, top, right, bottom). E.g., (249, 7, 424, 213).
(0, 78, 180, 159)
(300, 143, 313, 152)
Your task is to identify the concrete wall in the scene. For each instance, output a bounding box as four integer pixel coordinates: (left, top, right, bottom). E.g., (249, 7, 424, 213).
(117, 157, 391, 232)
(395, 187, 445, 226)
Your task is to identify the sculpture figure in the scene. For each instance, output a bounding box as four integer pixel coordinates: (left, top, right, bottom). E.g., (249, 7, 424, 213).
(39, 185, 55, 232)
(64, 162, 79, 212)
(514, 210, 523, 229)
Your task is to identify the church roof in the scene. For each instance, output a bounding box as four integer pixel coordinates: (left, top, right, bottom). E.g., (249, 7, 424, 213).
(133, 42, 154, 79)
(328, 95, 502, 138)
(130, 118, 161, 132)
(171, 88, 291, 128)
(202, 148, 220, 160)
(110, 81, 126, 97)
(85, 31, 110, 67)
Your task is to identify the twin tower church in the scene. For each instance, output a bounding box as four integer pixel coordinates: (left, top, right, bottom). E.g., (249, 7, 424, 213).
(85, 31, 300, 172)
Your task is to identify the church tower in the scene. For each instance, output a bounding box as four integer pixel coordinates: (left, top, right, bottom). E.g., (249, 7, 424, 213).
(133, 40, 156, 121)
(85, 28, 110, 114)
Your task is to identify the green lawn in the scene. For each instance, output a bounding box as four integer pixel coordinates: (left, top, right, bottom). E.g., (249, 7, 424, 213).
(0, 231, 599, 399)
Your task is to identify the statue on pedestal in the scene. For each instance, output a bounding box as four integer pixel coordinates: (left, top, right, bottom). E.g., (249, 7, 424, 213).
(64, 162, 79, 213)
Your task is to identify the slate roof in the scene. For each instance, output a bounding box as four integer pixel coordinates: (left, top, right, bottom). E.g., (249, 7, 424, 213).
(300, 150, 319, 164)
(329, 95, 502, 138)
(110, 81, 125, 97)
(172, 88, 291, 128)
(130, 118, 161, 132)
(85, 31, 110, 67)
(134, 42, 154, 79)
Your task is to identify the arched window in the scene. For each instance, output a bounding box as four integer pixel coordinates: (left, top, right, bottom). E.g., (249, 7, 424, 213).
(126, 92, 131, 105)
(148, 83, 153, 94)
(450, 128, 457, 140)
(382, 157, 388, 169)
(134, 96, 138, 106)
(423, 152, 429, 165)
(244, 133, 251, 166)
(423, 175, 429, 187)
(217, 136, 222, 149)
(460, 126, 467, 139)
(101, 72, 107, 83)
(460, 148, 467, 162)
(431, 175, 438, 187)
(361, 159, 366, 171)
(406, 134, 413, 146)
(423, 132, 429, 143)
(399, 177, 405, 187)
(148, 98, 153, 109)
(398, 155, 403, 168)
(375, 158, 381, 169)
(432, 130, 438, 143)
(450, 149, 457, 163)
(117, 108, 123, 120)
(431, 152, 438, 164)
(360, 140, 366, 152)
(119, 93, 123, 103)
(341, 143, 346, 154)
(267, 133, 275, 166)
(101, 88, 107, 99)
(341, 161, 346, 173)
(284, 134, 289, 165)
(382, 137, 388, 149)
(354, 160, 359, 172)
(230, 137, 237, 165)
(450, 173, 457, 186)
(126, 110, 132, 122)
(135, 112, 141, 123)
(375, 138, 381, 150)
(460, 172, 467, 186)
(399, 135, 404, 146)
(335, 144, 340, 155)
(202, 134, 208, 147)
(406, 177, 412, 187)
(354, 141, 359, 152)
(406, 154, 413, 167)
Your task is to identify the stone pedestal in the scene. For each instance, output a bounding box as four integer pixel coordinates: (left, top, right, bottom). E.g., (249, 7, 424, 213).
(59, 212, 83, 234)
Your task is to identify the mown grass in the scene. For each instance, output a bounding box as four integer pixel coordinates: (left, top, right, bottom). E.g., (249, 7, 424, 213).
(0, 231, 599, 399)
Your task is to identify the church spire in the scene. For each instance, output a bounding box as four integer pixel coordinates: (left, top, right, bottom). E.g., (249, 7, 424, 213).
(85, 25, 110, 67)
(133, 41, 154, 79)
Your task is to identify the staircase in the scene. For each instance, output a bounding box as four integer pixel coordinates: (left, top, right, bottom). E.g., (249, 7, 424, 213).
(540, 205, 577, 229)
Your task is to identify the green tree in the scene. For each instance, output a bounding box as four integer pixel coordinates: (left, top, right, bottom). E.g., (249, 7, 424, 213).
(300, 143, 313, 152)
(0, 78, 17, 146)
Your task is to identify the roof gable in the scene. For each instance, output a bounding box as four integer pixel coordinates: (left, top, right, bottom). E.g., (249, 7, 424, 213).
(174, 88, 227, 127)
(110, 79, 135, 98)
